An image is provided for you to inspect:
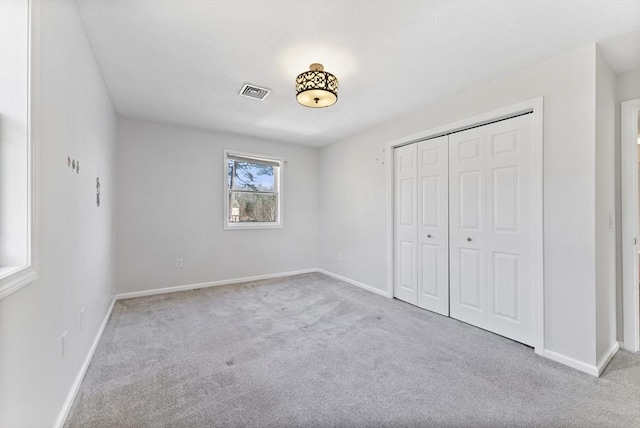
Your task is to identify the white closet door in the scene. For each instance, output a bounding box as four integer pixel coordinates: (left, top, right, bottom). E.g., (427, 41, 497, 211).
(449, 131, 487, 328)
(449, 115, 535, 346)
(417, 136, 449, 315)
(394, 144, 418, 305)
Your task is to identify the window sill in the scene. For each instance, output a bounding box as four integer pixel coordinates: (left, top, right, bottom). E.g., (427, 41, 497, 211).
(224, 222, 283, 230)
(0, 265, 38, 299)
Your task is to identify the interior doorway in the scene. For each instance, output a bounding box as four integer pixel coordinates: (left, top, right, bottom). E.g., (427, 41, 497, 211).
(620, 98, 640, 352)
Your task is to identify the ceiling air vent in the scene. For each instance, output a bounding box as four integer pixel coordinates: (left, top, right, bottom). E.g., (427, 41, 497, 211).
(239, 83, 271, 101)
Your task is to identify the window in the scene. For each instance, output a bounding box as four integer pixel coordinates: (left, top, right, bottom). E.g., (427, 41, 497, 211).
(0, 0, 39, 298)
(224, 150, 282, 229)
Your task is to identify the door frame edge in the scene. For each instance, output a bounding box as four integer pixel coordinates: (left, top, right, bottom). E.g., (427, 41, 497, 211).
(620, 97, 640, 352)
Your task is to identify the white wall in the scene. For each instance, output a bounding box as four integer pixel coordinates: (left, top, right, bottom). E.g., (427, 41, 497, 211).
(0, 1, 117, 426)
(614, 68, 640, 341)
(616, 69, 640, 101)
(319, 45, 605, 368)
(316, 133, 388, 292)
(595, 47, 618, 365)
(116, 117, 319, 294)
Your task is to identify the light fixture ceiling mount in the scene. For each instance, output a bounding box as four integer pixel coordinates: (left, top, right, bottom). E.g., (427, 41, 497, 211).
(295, 63, 338, 108)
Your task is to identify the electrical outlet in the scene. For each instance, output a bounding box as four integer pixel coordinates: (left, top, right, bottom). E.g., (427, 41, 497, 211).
(80, 308, 85, 331)
(61, 332, 67, 359)
(176, 258, 183, 269)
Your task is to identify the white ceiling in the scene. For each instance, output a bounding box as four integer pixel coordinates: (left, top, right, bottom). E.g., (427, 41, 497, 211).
(75, 0, 640, 147)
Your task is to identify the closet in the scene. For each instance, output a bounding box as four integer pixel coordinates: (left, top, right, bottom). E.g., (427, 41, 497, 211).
(393, 114, 536, 346)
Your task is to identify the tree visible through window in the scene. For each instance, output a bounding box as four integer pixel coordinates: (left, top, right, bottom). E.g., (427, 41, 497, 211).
(225, 151, 281, 227)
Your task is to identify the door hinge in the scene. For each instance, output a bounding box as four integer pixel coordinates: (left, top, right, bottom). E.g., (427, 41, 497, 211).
(634, 238, 637, 245)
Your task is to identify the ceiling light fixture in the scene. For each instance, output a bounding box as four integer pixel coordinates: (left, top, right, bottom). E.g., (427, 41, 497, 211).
(295, 63, 338, 108)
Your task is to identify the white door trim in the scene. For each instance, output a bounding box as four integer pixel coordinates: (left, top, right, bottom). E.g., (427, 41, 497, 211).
(386, 97, 544, 354)
(620, 97, 640, 353)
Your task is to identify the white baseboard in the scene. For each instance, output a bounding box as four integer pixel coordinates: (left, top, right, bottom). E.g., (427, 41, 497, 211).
(596, 341, 620, 376)
(317, 268, 392, 298)
(115, 268, 318, 300)
(55, 296, 117, 428)
(542, 342, 620, 377)
(543, 341, 619, 378)
(542, 349, 599, 377)
(115, 269, 386, 301)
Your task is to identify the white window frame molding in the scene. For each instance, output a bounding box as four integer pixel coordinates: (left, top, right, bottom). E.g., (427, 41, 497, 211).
(620, 97, 640, 353)
(0, 0, 40, 299)
(385, 97, 545, 355)
(223, 149, 283, 230)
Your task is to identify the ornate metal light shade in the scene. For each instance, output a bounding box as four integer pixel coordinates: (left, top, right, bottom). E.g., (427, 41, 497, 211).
(295, 63, 338, 108)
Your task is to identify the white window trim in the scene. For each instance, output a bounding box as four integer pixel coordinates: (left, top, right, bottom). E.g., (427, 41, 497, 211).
(223, 149, 283, 230)
(0, 0, 40, 299)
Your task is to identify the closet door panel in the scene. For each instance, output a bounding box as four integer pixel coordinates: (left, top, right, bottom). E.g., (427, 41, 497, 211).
(417, 136, 449, 315)
(450, 114, 535, 346)
(491, 251, 520, 321)
(449, 133, 487, 328)
(485, 115, 535, 345)
(420, 244, 439, 296)
(394, 144, 418, 305)
(459, 248, 483, 309)
(459, 170, 483, 230)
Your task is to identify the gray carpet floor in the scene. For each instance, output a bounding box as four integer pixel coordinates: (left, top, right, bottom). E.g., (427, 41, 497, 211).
(65, 273, 640, 427)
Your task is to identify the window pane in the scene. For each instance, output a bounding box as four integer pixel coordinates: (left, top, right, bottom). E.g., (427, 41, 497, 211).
(229, 192, 277, 223)
(1, 0, 29, 270)
(227, 160, 276, 192)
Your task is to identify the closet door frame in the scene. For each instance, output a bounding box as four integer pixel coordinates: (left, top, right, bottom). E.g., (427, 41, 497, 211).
(620, 98, 640, 352)
(386, 98, 544, 355)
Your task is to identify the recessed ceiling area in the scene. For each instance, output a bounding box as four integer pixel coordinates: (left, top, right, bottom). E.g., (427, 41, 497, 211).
(75, 0, 640, 147)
